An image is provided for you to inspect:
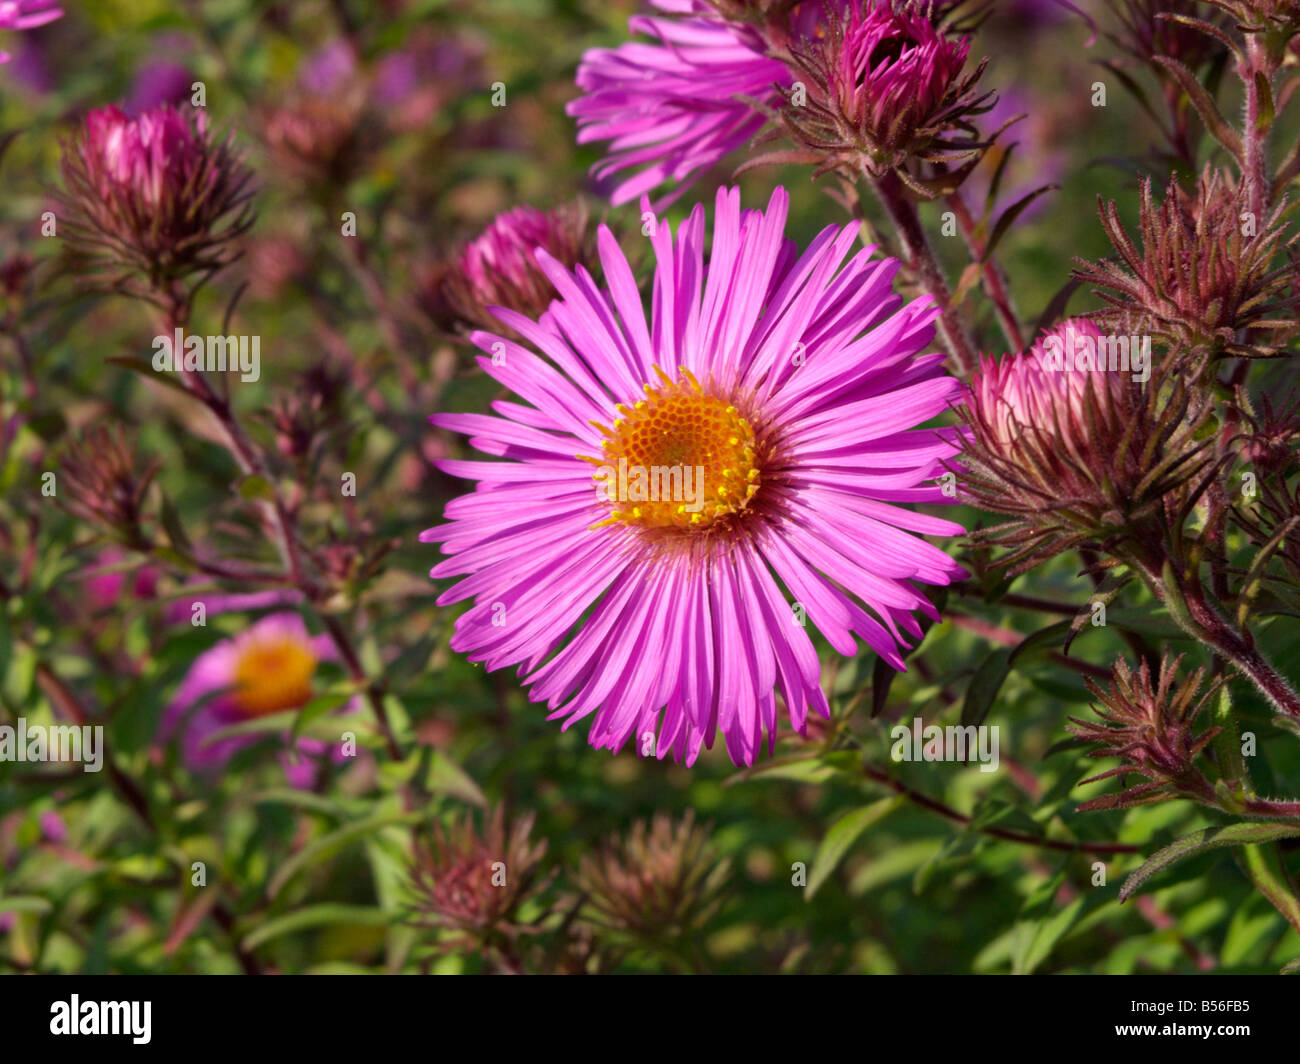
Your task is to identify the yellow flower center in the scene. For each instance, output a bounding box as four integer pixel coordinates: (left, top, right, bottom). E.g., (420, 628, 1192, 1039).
(584, 367, 761, 530)
(231, 636, 317, 717)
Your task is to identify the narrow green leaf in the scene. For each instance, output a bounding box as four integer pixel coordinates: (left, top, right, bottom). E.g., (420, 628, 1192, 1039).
(981, 185, 1059, 263)
(1120, 822, 1300, 902)
(267, 810, 429, 899)
(1153, 56, 1243, 161)
(427, 750, 488, 807)
(240, 904, 390, 951)
(961, 647, 1012, 726)
(807, 797, 904, 900)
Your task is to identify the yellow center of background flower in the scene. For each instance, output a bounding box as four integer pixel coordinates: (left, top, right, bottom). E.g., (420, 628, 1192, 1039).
(231, 636, 317, 717)
(586, 366, 761, 530)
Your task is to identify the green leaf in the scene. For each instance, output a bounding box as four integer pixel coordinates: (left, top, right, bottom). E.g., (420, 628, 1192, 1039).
(1120, 822, 1300, 902)
(240, 904, 390, 951)
(1237, 842, 1300, 934)
(1254, 71, 1275, 135)
(961, 647, 1012, 726)
(807, 797, 904, 900)
(426, 750, 488, 806)
(106, 357, 192, 396)
(290, 689, 355, 743)
(267, 809, 430, 899)
(0, 895, 53, 915)
(981, 185, 1059, 263)
(237, 475, 274, 501)
(728, 753, 842, 786)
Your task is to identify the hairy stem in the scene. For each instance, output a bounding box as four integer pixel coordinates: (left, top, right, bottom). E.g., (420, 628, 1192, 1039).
(869, 170, 977, 376)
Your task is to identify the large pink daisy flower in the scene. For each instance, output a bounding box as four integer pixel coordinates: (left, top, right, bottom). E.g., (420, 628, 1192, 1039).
(567, 0, 790, 207)
(424, 187, 964, 766)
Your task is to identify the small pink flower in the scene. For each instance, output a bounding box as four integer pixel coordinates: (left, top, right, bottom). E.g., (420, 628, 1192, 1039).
(39, 810, 67, 844)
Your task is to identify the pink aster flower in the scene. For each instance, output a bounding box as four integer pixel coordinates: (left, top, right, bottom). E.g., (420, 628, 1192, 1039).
(957, 318, 1209, 575)
(0, 1, 61, 64)
(161, 612, 352, 788)
(424, 186, 965, 766)
(567, 0, 790, 207)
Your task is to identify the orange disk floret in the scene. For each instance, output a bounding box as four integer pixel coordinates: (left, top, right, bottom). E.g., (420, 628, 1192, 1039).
(584, 366, 762, 531)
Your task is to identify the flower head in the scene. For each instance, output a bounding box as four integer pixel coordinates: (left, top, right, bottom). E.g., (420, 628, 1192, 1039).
(576, 810, 729, 941)
(425, 186, 964, 766)
(409, 806, 548, 953)
(425, 203, 599, 335)
(161, 612, 350, 787)
(56, 425, 161, 546)
(58, 104, 254, 294)
(959, 318, 1213, 573)
(1073, 168, 1298, 359)
(1067, 655, 1221, 811)
(0, 1, 61, 64)
(776, 1, 990, 180)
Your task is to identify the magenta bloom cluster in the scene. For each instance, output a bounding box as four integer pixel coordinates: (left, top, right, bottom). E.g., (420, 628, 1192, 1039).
(825, 4, 971, 149)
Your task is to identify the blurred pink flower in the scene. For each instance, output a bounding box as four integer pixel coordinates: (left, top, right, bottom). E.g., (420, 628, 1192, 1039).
(300, 38, 358, 95)
(161, 612, 353, 788)
(126, 60, 194, 114)
(0, 1, 62, 64)
(39, 810, 67, 844)
(80, 548, 160, 613)
(428, 203, 598, 333)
